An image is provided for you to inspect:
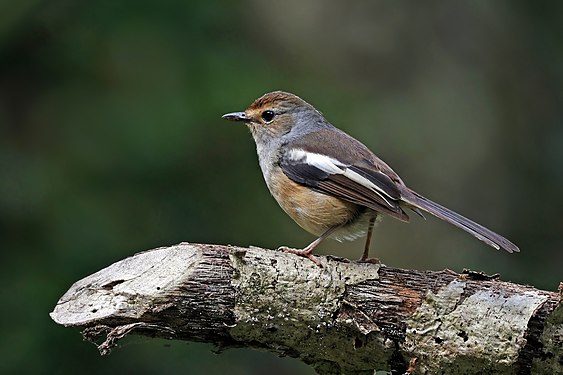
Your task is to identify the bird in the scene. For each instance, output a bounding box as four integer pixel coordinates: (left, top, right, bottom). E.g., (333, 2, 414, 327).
(222, 91, 519, 265)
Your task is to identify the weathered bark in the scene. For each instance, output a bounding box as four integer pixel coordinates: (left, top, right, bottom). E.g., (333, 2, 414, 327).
(50, 243, 562, 374)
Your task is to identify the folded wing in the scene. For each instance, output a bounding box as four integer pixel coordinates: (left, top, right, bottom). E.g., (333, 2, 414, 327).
(280, 148, 410, 222)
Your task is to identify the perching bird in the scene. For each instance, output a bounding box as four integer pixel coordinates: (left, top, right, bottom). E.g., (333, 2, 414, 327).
(223, 91, 519, 265)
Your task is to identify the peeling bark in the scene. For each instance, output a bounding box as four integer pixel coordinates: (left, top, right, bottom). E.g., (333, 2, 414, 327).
(50, 243, 562, 374)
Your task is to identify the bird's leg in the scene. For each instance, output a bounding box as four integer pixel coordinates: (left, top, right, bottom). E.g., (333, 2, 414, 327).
(280, 225, 342, 266)
(359, 216, 378, 262)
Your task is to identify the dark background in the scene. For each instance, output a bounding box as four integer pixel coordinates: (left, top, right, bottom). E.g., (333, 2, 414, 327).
(1, 1, 561, 374)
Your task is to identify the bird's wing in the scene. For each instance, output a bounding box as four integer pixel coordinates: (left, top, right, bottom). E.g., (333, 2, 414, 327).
(280, 145, 410, 222)
(279, 129, 519, 253)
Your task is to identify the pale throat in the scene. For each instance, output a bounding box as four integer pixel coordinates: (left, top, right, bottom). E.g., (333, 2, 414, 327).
(254, 137, 277, 187)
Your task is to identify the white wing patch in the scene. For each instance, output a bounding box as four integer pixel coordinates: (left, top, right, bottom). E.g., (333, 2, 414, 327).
(287, 148, 395, 207)
(288, 148, 344, 174)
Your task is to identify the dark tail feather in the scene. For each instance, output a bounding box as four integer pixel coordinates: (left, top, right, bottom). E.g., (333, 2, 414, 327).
(402, 189, 520, 253)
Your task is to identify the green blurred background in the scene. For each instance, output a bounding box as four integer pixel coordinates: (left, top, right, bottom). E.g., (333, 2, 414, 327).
(1, 1, 562, 374)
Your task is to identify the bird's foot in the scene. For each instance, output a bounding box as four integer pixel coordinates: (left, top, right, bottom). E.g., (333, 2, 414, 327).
(278, 246, 323, 267)
(357, 256, 381, 264)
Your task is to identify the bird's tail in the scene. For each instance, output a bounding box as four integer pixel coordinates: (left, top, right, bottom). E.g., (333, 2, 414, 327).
(401, 189, 519, 253)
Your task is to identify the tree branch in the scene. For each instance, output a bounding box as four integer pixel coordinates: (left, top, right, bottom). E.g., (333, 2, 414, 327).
(50, 243, 562, 374)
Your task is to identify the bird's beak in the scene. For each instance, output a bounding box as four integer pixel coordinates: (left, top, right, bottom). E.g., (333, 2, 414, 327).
(222, 112, 250, 123)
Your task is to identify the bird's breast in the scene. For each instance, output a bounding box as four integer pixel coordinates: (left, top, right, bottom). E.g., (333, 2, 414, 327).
(266, 166, 370, 238)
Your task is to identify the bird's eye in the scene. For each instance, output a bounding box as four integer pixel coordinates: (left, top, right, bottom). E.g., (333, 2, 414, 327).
(261, 110, 275, 123)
